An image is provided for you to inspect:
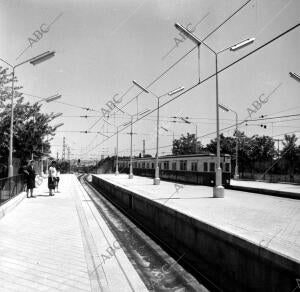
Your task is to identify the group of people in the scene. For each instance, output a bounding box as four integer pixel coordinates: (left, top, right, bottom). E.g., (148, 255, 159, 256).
(48, 161, 60, 196)
(20, 160, 61, 198)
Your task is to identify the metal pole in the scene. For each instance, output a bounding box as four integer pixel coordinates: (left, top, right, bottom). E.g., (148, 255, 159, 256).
(195, 124, 198, 153)
(129, 117, 133, 179)
(115, 127, 119, 175)
(214, 53, 224, 198)
(197, 44, 201, 83)
(154, 97, 160, 185)
(8, 67, 15, 177)
(234, 112, 239, 179)
(41, 144, 44, 175)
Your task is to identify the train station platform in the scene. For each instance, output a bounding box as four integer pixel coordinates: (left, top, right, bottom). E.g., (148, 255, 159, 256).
(230, 179, 300, 199)
(0, 174, 148, 292)
(93, 174, 300, 262)
(92, 174, 300, 292)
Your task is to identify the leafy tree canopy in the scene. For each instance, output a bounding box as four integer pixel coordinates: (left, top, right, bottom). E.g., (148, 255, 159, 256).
(0, 66, 57, 166)
(172, 133, 203, 155)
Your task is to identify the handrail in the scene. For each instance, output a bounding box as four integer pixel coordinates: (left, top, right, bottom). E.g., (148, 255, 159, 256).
(0, 175, 25, 205)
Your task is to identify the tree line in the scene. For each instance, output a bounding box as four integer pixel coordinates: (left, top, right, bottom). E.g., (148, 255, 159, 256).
(172, 131, 300, 178)
(0, 66, 57, 177)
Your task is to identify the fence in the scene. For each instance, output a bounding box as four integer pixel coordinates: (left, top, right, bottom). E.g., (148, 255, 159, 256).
(0, 175, 25, 205)
(239, 172, 300, 184)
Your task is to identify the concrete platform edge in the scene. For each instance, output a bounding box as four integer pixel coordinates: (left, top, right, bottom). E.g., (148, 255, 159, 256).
(0, 191, 26, 220)
(228, 185, 300, 199)
(92, 174, 300, 292)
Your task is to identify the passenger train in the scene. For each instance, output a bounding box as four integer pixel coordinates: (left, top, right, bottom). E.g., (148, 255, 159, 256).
(117, 153, 231, 187)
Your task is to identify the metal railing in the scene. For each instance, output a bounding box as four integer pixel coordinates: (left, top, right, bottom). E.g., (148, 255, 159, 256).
(0, 175, 25, 205)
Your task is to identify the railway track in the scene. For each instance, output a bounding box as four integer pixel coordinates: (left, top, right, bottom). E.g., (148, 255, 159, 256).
(77, 173, 218, 292)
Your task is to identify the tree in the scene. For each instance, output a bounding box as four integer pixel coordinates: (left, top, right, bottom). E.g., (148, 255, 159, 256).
(0, 66, 57, 175)
(248, 135, 276, 162)
(172, 133, 203, 155)
(205, 133, 236, 156)
(281, 134, 299, 179)
(56, 160, 70, 174)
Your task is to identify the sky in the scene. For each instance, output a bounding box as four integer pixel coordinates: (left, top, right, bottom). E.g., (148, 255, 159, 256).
(0, 0, 299, 160)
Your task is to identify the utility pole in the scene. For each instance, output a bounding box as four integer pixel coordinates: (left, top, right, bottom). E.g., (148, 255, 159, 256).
(62, 137, 66, 160)
(142, 139, 145, 157)
(274, 139, 283, 158)
(67, 146, 71, 173)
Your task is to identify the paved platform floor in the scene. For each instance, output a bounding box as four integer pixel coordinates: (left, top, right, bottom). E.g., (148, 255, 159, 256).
(0, 174, 147, 292)
(97, 174, 300, 264)
(231, 179, 300, 194)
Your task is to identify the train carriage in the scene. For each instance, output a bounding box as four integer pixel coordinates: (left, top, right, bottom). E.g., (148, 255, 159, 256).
(117, 153, 231, 187)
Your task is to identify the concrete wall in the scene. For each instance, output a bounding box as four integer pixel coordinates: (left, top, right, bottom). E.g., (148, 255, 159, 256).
(92, 175, 300, 292)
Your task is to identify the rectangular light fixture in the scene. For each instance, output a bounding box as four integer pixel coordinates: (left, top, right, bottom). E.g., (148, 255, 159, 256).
(138, 108, 150, 116)
(45, 94, 62, 103)
(29, 51, 55, 65)
(53, 122, 64, 129)
(230, 38, 255, 51)
(168, 86, 185, 96)
(289, 72, 300, 82)
(218, 104, 229, 112)
(132, 80, 149, 93)
(180, 117, 191, 124)
(52, 112, 63, 119)
(122, 121, 131, 127)
(174, 23, 201, 45)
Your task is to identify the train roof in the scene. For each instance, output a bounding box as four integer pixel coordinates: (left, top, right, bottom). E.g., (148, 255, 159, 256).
(119, 153, 230, 160)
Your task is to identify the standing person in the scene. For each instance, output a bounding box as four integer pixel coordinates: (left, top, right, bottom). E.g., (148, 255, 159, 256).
(18, 161, 27, 192)
(24, 160, 36, 198)
(48, 161, 57, 196)
(55, 166, 60, 193)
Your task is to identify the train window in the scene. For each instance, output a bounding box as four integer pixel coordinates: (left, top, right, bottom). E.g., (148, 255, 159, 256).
(152, 163, 154, 169)
(163, 161, 169, 170)
(158, 162, 161, 168)
(142, 162, 145, 168)
(191, 162, 197, 171)
(204, 162, 208, 172)
(172, 162, 176, 170)
(225, 163, 230, 172)
(147, 162, 149, 169)
(180, 160, 187, 171)
(209, 162, 215, 172)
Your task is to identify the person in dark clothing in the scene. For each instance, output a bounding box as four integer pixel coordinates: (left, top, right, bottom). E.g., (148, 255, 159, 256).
(18, 162, 28, 192)
(24, 160, 36, 198)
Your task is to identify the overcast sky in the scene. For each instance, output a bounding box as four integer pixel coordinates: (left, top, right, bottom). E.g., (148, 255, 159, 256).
(0, 0, 299, 160)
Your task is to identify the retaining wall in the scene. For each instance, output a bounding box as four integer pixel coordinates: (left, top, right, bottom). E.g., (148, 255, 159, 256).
(92, 175, 300, 292)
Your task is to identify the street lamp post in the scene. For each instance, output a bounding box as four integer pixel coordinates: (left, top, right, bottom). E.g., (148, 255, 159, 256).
(219, 104, 239, 179)
(103, 118, 120, 175)
(133, 80, 184, 185)
(122, 108, 150, 179)
(129, 116, 133, 179)
(0, 51, 56, 177)
(38, 95, 62, 176)
(174, 23, 254, 197)
(116, 126, 119, 175)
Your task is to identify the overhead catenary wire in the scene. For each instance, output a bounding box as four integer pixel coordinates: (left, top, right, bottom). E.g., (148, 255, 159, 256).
(20, 92, 103, 113)
(85, 0, 254, 134)
(81, 23, 300, 157)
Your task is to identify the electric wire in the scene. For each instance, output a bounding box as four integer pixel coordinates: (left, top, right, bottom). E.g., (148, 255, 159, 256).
(81, 24, 300, 157)
(85, 0, 254, 137)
